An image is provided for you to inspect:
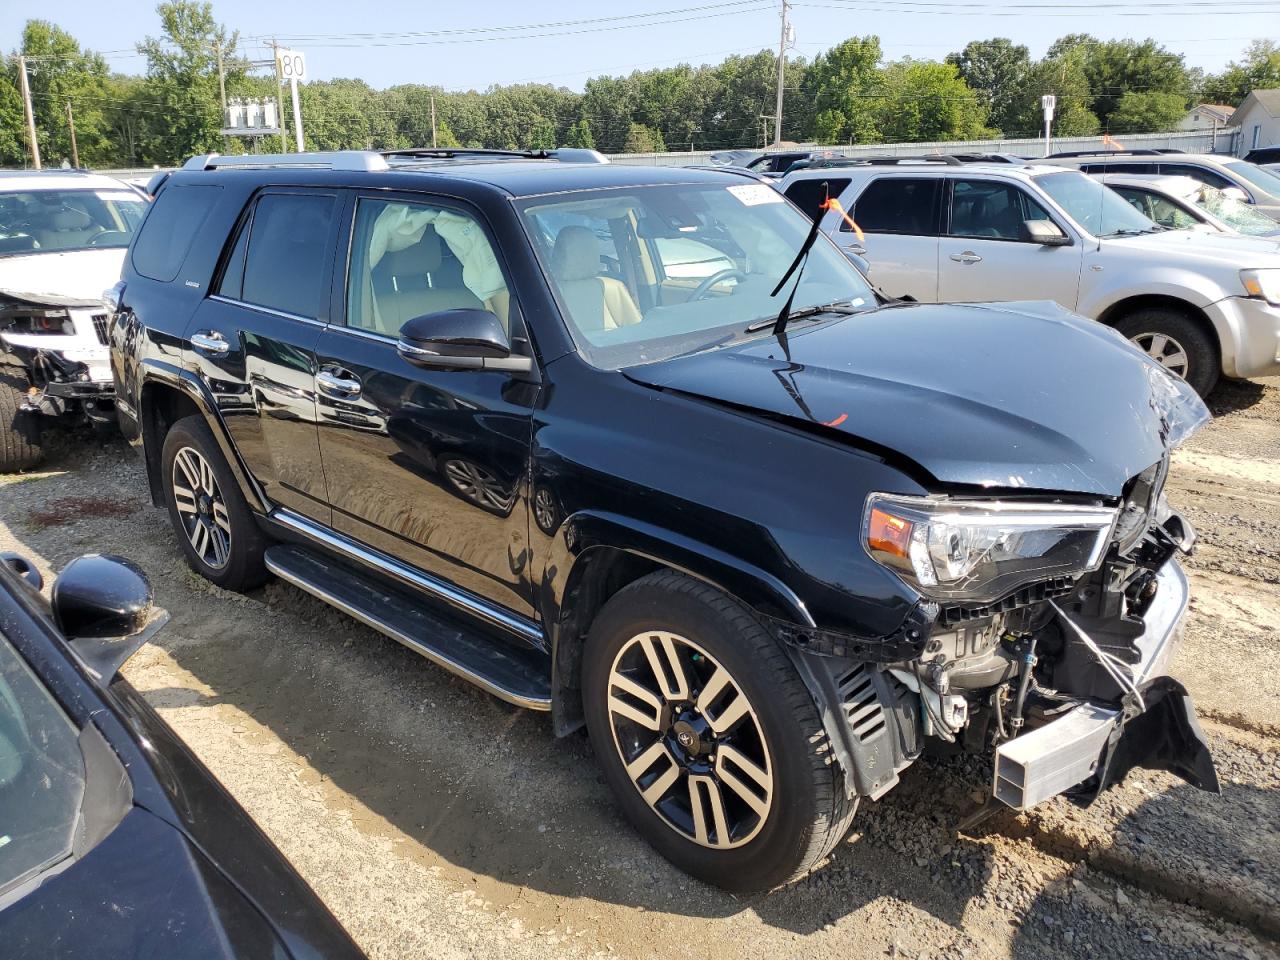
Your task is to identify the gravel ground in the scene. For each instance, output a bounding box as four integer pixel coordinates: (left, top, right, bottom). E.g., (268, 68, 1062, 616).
(1, 378, 1277, 960)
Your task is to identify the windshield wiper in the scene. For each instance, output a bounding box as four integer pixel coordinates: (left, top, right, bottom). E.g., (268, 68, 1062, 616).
(744, 301, 860, 333)
(1104, 227, 1161, 238)
(767, 210, 828, 337)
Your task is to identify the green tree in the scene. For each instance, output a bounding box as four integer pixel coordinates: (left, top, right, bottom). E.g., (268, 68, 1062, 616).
(136, 1, 242, 163)
(1047, 35, 1191, 128)
(870, 59, 990, 143)
(1106, 90, 1190, 133)
(1202, 40, 1280, 105)
(621, 122, 665, 153)
(564, 118, 595, 148)
(946, 38, 1031, 135)
(801, 36, 882, 144)
(0, 68, 26, 166)
(1006, 54, 1099, 138)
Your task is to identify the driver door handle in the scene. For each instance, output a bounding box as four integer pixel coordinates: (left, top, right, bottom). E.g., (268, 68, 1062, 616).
(190, 331, 230, 355)
(949, 251, 982, 264)
(317, 368, 362, 398)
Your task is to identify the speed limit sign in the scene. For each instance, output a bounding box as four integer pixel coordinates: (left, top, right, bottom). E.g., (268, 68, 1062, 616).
(276, 49, 307, 82)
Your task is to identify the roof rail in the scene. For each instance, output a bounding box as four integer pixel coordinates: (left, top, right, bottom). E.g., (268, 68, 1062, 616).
(381, 147, 609, 164)
(801, 155, 964, 169)
(182, 151, 390, 172)
(1045, 149, 1167, 159)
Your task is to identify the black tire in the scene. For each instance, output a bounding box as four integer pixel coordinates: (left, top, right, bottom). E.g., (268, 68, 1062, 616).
(0, 355, 41, 473)
(1112, 308, 1219, 398)
(582, 570, 857, 892)
(160, 414, 268, 591)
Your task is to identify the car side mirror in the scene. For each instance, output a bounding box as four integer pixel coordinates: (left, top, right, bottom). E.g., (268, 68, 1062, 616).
(1021, 219, 1071, 246)
(52, 555, 168, 682)
(397, 308, 532, 373)
(1220, 186, 1249, 203)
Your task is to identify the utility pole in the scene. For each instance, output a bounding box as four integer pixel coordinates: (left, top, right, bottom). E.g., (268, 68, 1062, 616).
(271, 40, 288, 152)
(773, 0, 790, 147)
(215, 41, 227, 117)
(65, 100, 79, 168)
(430, 94, 437, 148)
(17, 55, 41, 170)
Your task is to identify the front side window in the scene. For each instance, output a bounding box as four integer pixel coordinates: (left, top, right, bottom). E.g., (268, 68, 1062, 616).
(346, 198, 511, 336)
(1113, 188, 1201, 230)
(236, 193, 335, 319)
(948, 179, 1053, 241)
(0, 187, 149, 259)
(1223, 161, 1280, 199)
(1193, 183, 1280, 235)
(852, 178, 940, 236)
(1035, 170, 1156, 238)
(518, 182, 876, 369)
(0, 634, 85, 896)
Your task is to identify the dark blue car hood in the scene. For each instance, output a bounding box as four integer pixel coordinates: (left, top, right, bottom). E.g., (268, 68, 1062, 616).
(624, 301, 1204, 496)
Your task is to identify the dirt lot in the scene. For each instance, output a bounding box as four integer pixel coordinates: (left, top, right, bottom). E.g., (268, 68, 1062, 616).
(2, 378, 1278, 960)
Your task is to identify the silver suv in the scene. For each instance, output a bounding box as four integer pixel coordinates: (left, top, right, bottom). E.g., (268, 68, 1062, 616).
(779, 158, 1280, 396)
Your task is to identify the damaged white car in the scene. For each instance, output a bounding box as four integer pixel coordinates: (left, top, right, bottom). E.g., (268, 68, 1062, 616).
(0, 171, 148, 471)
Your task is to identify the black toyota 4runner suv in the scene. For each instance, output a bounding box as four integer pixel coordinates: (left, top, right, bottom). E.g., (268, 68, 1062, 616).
(110, 149, 1218, 892)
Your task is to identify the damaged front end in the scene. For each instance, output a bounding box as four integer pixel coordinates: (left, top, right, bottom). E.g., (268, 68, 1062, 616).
(782, 364, 1219, 814)
(0, 292, 116, 424)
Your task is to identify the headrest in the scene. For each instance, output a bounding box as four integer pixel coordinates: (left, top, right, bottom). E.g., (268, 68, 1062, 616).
(380, 225, 443, 275)
(550, 225, 601, 281)
(51, 207, 93, 230)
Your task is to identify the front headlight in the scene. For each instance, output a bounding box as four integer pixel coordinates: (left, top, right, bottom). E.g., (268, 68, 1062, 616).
(863, 494, 1117, 603)
(1241, 268, 1280, 305)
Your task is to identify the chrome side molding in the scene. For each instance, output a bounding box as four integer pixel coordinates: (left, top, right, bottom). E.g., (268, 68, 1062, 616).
(268, 508, 545, 647)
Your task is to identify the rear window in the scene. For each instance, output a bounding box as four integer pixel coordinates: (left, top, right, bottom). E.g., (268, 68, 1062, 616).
(131, 184, 222, 282)
(784, 178, 851, 223)
(238, 193, 336, 320)
(852, 178, 941, 236)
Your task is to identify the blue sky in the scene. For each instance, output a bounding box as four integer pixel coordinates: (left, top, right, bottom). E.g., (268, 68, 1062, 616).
(4, 0, 1271, 91)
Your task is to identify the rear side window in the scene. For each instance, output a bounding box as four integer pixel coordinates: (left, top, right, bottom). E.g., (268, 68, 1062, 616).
(784, 178, 851, 223)
(852, 178, 941, 236)
(1159, 164, 1233, 190)
(1080, 163, 1155, 175)
(235, 193, 336, 320)
(131, 184, 222, 282)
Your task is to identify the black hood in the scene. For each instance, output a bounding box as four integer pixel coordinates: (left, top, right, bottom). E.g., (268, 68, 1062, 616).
(624, 301, 1207, 496)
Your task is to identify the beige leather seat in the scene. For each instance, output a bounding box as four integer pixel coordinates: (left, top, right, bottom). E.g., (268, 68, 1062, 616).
(370, 226, 481, 334)
(550, 226, 641, 333)
(34, 206, 102, 250)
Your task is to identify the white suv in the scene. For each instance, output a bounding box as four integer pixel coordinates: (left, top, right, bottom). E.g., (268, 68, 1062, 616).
(0, 171, 149, 470)
(779, 158, 1280, 395)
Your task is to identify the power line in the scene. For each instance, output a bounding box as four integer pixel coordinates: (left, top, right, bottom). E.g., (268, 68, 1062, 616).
(798, 0, 1280, 14)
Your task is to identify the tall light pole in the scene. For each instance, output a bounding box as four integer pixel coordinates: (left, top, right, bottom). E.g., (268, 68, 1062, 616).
(16, 55, 41, 170)
(773, 0, 790, 146)
(1042, 94, 1056, 158)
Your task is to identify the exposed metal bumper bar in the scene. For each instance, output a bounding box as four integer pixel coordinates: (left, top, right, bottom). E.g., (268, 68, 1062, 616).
(993, 559, 1189, 810)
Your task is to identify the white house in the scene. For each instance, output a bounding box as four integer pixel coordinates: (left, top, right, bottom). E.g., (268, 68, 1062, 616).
(1228, 89, 1280, 155)
(1179, 103, 1235, 132)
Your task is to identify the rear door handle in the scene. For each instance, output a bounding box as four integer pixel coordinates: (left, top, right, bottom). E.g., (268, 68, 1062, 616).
(949, 252, 982, 264)
(190, 331, 230, 355)
(317, 368, 362, 398)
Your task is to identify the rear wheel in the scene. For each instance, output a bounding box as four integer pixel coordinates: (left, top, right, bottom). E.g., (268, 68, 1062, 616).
(0, 354, 41, 473)
(161, 415, 267, 591)
(582, 570, 857, 892)
(1113, 308, 1219, 397)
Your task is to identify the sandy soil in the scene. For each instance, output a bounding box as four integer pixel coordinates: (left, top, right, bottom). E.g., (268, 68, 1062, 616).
(1, 378, 1277, 960)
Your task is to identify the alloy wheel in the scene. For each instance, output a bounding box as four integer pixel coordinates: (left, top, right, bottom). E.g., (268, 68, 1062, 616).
(171, 446, 232, 569)
(606, 631, 773, 849)
(1131, 331, 1190, 379)
(443, 458, 515, 512)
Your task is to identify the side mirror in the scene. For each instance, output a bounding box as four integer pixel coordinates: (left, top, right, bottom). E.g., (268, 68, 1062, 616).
(838, 245, 870, 274)
(397, 309, 532, 373)
(1220, 186, 1249, 203)
(1021, 219, 1072, 246)
(52, 555, 167, 682)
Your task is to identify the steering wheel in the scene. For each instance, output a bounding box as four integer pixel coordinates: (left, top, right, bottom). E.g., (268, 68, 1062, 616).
(690, 268, 748, 301)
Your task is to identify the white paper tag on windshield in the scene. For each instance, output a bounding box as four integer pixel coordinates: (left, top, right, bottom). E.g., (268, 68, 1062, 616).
(727, 184, 783, 206)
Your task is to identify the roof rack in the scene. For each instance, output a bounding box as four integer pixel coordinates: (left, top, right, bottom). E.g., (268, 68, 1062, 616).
(800, 155, 964, 169)
(183, 151, 390, 172)
(1046, 149, 1168, 159)
(381, 147, 609, 164)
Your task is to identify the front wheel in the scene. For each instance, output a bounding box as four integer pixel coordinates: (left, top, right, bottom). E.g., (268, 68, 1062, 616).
(582, 571, 857, 892)
(0, 355, 41, 473)
(1113, 309, 1219, 397)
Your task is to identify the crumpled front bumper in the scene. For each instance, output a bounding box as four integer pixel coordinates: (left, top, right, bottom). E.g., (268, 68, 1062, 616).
(992, 559, 1219, 810)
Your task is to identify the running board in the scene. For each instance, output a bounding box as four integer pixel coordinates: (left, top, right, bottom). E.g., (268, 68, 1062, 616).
(264, 545, 552, 711)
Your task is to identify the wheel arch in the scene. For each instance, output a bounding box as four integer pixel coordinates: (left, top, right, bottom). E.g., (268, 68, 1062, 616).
(138, 362, 266, 513)
(543, 511, 814, 737)
(1094, 294, 1225, 372)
